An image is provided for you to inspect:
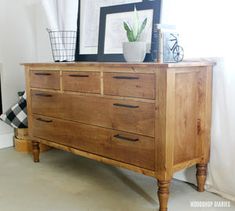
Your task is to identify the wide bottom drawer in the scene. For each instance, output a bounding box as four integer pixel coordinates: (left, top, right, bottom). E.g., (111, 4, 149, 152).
(32, 115, 155, 170)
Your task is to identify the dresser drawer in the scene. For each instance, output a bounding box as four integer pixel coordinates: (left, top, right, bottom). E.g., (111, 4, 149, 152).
(103, 73, 155, 99)
(30, 71, 60, 90)
(62, 71, 101, 93)
(110, 99, 155, 137)
(32, 115, 155, 170)
(31, 91, 155, 137)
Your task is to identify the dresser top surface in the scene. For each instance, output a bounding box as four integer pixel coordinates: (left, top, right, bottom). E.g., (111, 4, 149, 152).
(22, 60, 215, 69)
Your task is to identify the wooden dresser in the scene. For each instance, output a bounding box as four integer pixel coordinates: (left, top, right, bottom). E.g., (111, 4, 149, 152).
(23, 61, 213, 211)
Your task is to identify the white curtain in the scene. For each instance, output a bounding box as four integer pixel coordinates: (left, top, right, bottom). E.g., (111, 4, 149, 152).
(42, 0, 78, 30)
(41, 0, 78, 61)
(162, 0, 235, 201)
(41, 0, 235, 201)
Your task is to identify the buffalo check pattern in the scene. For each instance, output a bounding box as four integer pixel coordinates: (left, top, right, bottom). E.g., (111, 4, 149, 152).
(0, 93, 27, 128)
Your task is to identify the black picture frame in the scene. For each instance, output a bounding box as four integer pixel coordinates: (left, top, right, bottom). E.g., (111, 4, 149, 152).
(75, 0, 151, 62)
(97, 0, 161, 62)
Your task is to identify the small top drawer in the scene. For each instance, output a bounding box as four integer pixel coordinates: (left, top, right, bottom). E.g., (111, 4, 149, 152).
(30, 71, 60, 90)
(62, 71, 101, 94)
(103, 73, 155, 99)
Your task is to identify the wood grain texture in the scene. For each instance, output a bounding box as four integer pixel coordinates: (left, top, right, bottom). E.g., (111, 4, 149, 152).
(14, 128, 28, 140)
(33, 137, 155, 177)
(155, 68, 167, 179)
(155, 68, 175, 180)
(196, 164, 207, 192)
(32, 141, 40, 162)
(164, 70, 175, 180)
(62, 71, 101, 94)
(31, 91, 155, 137)
(24, 68, 33, 138)
(30, 87, 155, 103)
(158, 180, 171, 211)
(14, 137, 51, 153)
(30, 70, 60, 90)
(32, 115, 155, 170)
(173, 158, 202, 172)
(23, 62, 214, 211)
(103, 72, 155, 99)
(200, 66, 213, 163)
(174, 70, 199, 164)
(22, 60, 215, 69)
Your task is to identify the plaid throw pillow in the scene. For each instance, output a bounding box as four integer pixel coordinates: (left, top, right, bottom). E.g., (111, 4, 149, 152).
(0, 93, 28, 128)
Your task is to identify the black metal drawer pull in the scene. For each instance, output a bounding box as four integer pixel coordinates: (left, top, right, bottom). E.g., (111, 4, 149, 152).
(35, 93, 52, 97)
(114, 134, 139, 142)
(34, 73, 51, 76)
(113, 103, 139, 109)
(36, 118, 53, 123)
(113, 76, 139, 80)
(69, 74, 89, 78)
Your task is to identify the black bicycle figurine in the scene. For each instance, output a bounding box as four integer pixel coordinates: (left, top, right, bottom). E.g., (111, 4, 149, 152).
(169, 33, 184, 62)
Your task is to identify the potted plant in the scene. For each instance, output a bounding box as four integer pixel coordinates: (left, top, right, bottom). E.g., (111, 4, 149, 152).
(123, 7, 147, 62)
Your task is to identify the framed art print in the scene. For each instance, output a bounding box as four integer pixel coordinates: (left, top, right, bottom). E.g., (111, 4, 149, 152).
(97, 0, 161, 62)
(75, 0, 146, 61)
(163, 32, 184, 63)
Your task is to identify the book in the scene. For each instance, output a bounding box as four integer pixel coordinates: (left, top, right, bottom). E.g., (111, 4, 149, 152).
(155, 24, 183, 63)
(163, 31, 180, 63)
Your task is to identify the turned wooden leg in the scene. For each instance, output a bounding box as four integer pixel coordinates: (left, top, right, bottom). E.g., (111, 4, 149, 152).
(196, 163, 207, 192)
(158, 180, 171, 211)
(32, 141, 40, 162)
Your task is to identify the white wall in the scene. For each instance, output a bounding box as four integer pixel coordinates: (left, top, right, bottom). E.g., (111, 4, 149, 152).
(0, 0, 39, 148)
(0, 63, 13, 142)
(34, 2, 52, 62)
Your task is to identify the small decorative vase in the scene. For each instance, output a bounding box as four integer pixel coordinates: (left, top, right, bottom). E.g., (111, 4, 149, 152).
(123, 41, 146, 63)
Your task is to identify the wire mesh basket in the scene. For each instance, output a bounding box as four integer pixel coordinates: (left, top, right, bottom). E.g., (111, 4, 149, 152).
(47, 29, 77, 62)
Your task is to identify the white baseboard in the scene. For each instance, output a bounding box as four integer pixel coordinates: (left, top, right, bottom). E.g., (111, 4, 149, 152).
(0, 121, 14, 149)
(0, 121, 13, 135)
(0, 133, 14, 149)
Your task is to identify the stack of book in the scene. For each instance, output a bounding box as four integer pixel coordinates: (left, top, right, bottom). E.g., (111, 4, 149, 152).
(155, 24, 182, 63)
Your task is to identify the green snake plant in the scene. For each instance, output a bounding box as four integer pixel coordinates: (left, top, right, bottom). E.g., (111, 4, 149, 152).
(123, 6, 147, 42)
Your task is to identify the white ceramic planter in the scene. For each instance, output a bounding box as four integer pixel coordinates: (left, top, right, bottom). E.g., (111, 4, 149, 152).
(123, 41, 147, 63)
